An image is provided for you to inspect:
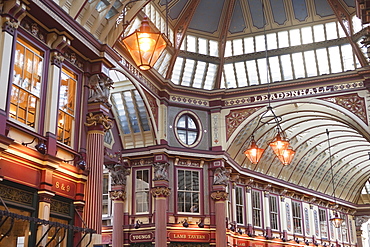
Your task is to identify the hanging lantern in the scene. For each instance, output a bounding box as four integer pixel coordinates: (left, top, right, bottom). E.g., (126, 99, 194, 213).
(276, 148, 295, 166)
(244, 140, 264, 164)
(330, 211, 344, 228)
(269, 132, 294, 165)
(122, 17, 168, 70)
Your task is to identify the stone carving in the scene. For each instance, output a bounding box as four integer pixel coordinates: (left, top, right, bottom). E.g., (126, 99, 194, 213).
(85, 112, 113, 130)
(355, 216, 370, 227)
(109, 190, 126, 200)
(88, 74, 114, 105)
(151, 187, 171, 197)
(106, 164, 130, 185)
(210, 191, 228, 201)
(213, 167, 230, 185)
(153, 162, 169, 181)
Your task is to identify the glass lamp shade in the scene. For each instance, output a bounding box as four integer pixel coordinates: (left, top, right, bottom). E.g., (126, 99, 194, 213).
(330, 212, 344, 228)
(244, 140, 264, 164)
(276, 148, 295, 165)
(122, 17, 167, 70)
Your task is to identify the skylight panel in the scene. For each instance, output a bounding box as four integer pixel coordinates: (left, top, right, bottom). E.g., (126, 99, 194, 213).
(304, 50, 318, 77)
(301, 26, 313, 44)
(246, 60, 258, 85)
(292, 52, 305, 78)
(313, 24, 325, 42)
(316, 48, 330, 75)
(328, 46, 342, 73)
(235, 62, 247, 87)
(341, 44, 355, 71)
(278, 31, 289, 48)
(123, 91, 140, 133)
(133, 90, 150, 131)
(187, 35, 196, 52)
(280, 54, 293, 80)
(325, 22, 338, 40)
(209, 40, 218, 57)
(171, 57, 184, 85)
(193, 61, 206, 88)
(267, 33, 277, 50)
(233, 39, 243, 56)
(255, 35, 265, 52)
(204, 63, 217, 90)
(225, 40, 232, 57)
(182, 59, 195, 86)
(269, 56, 281, 82)
(289, 29, 301, 46)
(224, 63, 236, 88)
(244, 37, 254, 53)
(257, 58, 268, 84)
(198, 38, 207, 55)
(352, 15, 363, 33)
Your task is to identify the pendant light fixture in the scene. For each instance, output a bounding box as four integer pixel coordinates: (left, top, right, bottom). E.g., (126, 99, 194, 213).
(326, 129, 344, 228)
(120, 0, 169, 70)
(244, 0, 295, 166)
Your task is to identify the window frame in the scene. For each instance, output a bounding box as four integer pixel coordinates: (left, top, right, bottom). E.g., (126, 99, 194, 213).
(9, 35, 47, 131)
(292, 200, 303, 234)
(269, 194, 279, 231)
(252, 190, 262, 228)
(319, 208, 328, 239)
(174, 111, 203, 148)
(235, 186, 244, 225)
(57, 66, 78, 147)
(176, 167, 202, 214)
(134, 168, 151, 214)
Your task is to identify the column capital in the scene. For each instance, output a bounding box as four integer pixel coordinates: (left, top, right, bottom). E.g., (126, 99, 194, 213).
(87, 73, 114, 107)
(109, 190, 126, 201)
(38, 190, 55, 203)
(211, 191, 228, 201)
(151, 187, 171, 198)
(85, 112, 113, 131)
(106, 164, 130, 186)
(50, 51, 64, 67)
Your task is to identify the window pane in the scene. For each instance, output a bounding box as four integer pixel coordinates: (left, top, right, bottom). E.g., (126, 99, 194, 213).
(278, 31, 289, 48)
(313, 24, 325, 42)
(328, 46, 342, 73)
(316, 48, 330, 75)
(233, 39, 243, 56)
(244, 37, 254, 53)
(304, 50, 318, 77)
(301, 26, 313, 44)
(269, 56, 281, 82)
(246, 60, 259, 85)
(292, 52, 305, 78)
(281, 54, 293, 80)
(177, 170, 200, 213)
(325, 22, 338, 40)
(290, 29, 301, 46)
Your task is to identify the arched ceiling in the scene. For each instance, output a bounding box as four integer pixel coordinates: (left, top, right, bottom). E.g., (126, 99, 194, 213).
(226, 99, 370, 204)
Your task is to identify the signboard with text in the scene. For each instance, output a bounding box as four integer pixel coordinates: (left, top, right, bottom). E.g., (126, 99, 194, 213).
(168, 231, 210, 242)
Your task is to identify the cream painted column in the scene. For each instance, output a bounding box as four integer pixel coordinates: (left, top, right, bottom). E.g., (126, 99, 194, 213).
(0, 2, 26, 135)
(279, 195, 288, 241)
(151, 161, 170, 247)
(36, 192, 55, 246)
(245, 186, 253, 235)
(263, 191, 272, 238)
(211, 189, 228, 247)
(106, 164, 130, 247)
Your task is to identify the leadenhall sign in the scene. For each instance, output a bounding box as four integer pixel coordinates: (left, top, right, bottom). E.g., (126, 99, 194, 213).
(168, 231, 210, 242)
(130, 232, 154, 242)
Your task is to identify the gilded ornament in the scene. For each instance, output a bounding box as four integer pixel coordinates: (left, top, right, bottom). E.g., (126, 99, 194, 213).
(109, 190, 126, 200)
(85, 112, 113, 130)
(210, 191, 228, 201)
(151, 187, 171, 197)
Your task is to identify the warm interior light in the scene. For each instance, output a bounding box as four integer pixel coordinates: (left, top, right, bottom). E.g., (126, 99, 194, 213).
(138, 33, 156, 52)
(330, 211, 344, 228)
(122, 17, 168, 71)
(269, 132, 295, 165)
(244, 140, 264, 164)
(276, 148, 295, 165)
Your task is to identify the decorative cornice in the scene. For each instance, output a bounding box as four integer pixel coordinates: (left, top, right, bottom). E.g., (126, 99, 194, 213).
(210, 191, 228, 201)
(151, 187, 171, 197)
(109, 190, 126, 200)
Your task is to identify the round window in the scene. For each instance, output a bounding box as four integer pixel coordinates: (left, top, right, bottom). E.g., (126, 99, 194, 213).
(175, 112, 202, 147)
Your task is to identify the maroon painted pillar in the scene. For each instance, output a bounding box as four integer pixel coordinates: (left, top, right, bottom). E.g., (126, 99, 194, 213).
(151, 182, 170, 247)
(83, 102, 112, 244)
(211, 187, 228, 247)
(106, 164, 130, 247)
(110, 185, 125, 247)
